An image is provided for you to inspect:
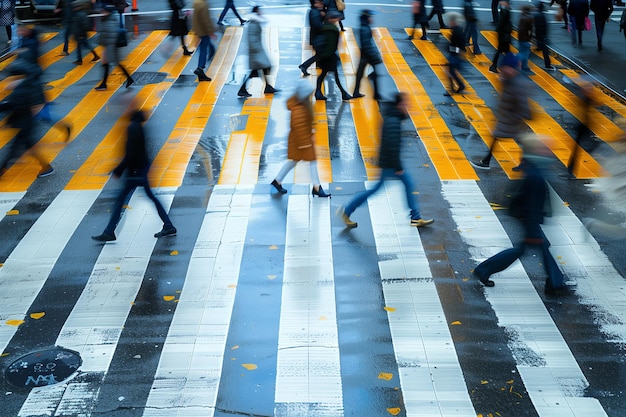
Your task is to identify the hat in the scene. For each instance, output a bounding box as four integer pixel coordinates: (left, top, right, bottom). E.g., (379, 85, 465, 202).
(501, 52, 519, 68)
(295, 79, 314, 100)
(361, 9, 375, 17)
(327, 11, 342, 19)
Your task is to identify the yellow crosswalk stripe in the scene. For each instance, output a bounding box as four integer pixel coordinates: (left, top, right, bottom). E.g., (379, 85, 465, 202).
(0, 31, 169, 192)
(338, 28, 382, 181)
(442, 30, 601, 178)
(156, 28, 241, 188)
(377, 28, 477, 180)
(0, 32, 57, 73)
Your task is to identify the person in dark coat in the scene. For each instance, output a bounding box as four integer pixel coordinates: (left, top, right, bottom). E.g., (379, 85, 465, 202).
(567, 0, 589, 46)
(94, 5, 134, 91)
(488, 0, 512, 73)
(55, 0, 73, 55)
(352, 9, 381, 99)
(92, 105, 177, 242)
(471, 52, 532, 169)
(464, 0, 482, 54)
(491, 0, 499, 24)
(534, 1, 554, 70)
(444, 12, 466, 96)
(551, 0, 568, 29)
(0, 0, 15, 45)
(473, 134, 567, 295)
(408, 0, 429, 40)
(517, 3, 534, 73)
(270, 79, 329, 197)
(298, 0, 325, 76)
(169, 0, 193, 55)
(71, 0, 99, 65)
(338, 92, 434, 229)
(314, 11, 352, 101)
(324, 0, 344, 31)
(428, 0, 448, 28)
(590, 0, 613, 50)
(237, 6, 278, 97)
(216, 0, 246, 26)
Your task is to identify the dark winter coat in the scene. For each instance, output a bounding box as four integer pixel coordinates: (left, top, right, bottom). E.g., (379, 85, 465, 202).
(533, 4, 549, 42)
(169, 0, 189, 37)
(590, 0, 613, 21)
(430, 0, 445, 14)
(308, 4, 325, 47)
(324, 0, 344, 20)
(358, 14, 381, 64)
(496, 6, 512, 51)
(317, 21, 340, 70)
(247, 13, 271, 70)
(493, 73, 532, 139)
(71, 0, 92, 39)
(412, 0, 428, 25)
(114, 110, 150, 178)
(518, 9, 534, 42)
(512, 157, 547, 240)
(464, 0, 477, 22)
(568, 0, 589, 28)
(377, 103, 408, 171)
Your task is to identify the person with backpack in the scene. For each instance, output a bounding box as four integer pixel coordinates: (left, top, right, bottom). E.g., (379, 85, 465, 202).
(94, 5, 134, 90)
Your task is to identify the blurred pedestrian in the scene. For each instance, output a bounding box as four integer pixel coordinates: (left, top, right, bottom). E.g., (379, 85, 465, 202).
(352, 9, 381, 99)
(444, 12, 466, 96)
(192, 0, 217, 82)
(169, 0, 194, 55)
(0, 0, 14, 45)
(338, 92, 434, 229)
(474, 134, 567, 295)
(91, 100, 177, 242)
(216, 0, 246, 26)
(94, 5, 134, 90)
(55, 0, 73, 55)
(534, 1, 554, 70)
(561, 76, 595, 178)
(517, 3, 534, 74)
(0, 76, 54, 178)
(463, 0, 482, 54)
(551, 0, 568, 29)
(408, 0, 429, 40)
(567, 0, 589, 46)
(324, 0, 345, 32)
(427, 0, 448, 29)
(314, 11, 352, 101)
(238, 6, 279, 97)
(71, 0, 100, 65)
(590, 0, 612, 50)
(471, 52, 532, 170)
(270, 79, 330, 198)
(488, 0, 512, 73)
(298, 0, 325, 77)
(491, 0, 499, 24)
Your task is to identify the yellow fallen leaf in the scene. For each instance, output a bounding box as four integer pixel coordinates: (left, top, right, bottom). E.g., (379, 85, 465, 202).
(319, 316, 327, 320)
(30, 312, 45, 320)
(384, 306, 396, 312)
(227, 284, 237, 288)
(267, 274, 277, 280)
(481, 380, 489, 384)
(506, 380, 514, 384)
(269, 245, 278, 250)
(450, 320, 462, 325)
(5, 320, 24, 326)
(387, 407, 401, 415)
(231, 345, 239, 350)
(378, 372, 393, 381)
(122, 205, 132, 209)
(335, 186, 343, 190)
(241, 363, 257, 371)
(6, 209, 19, 216)
(170, 250, 179, 256)
(1, 352, 9, 357)
(163, 296, 175, 301)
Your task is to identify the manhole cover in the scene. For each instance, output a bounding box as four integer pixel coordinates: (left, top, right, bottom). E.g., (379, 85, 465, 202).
(5, 347, 82, 388)
(130, 71, 167, 86)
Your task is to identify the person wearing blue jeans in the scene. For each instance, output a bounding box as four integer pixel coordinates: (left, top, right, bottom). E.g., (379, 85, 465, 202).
(473, 135, 567, 295)
(517, 4, 533, 73)
(338, 92, 434, 229)
(463, 0, 481, 54)
(192, 0, 217, 81)
(217, 0, 246, 25)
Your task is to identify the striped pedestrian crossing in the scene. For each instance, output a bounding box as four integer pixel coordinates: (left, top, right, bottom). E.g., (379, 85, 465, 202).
(0, 15, 625, 417)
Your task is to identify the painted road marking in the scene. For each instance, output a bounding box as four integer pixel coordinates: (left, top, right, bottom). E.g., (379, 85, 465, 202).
(0, 31, 167, 192)
(376, 28, 478, 181)
(368, 180, 477, 416)
(0, 190, 100, 357)
(142, 185, 253, 417)
(442, 180, 609, 417)
(338, 28, 383, 181)
(17, 191, 174, 416)
(274, 193, 342, 415)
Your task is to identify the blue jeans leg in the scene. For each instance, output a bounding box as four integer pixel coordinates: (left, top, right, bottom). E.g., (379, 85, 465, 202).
(395, 169, 421, 219)
(541, 237, 564, 289)
(474, 243, 525, 279)
(518, 41, 531, 70)
(197, 36, 209, 69)
(344, 174, 387, 216)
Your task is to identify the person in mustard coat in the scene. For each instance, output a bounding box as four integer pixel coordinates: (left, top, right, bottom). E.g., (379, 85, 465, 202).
(192, 0, 217, 81)
(270, 79, 330, 198)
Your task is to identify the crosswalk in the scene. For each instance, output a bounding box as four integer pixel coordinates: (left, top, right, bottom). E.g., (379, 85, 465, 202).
(0, 12, 626, 417)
